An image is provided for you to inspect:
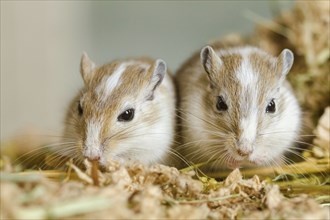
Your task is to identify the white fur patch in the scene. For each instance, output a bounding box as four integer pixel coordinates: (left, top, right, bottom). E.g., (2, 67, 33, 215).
(240, 113, 257, 144)
(84, 118, 103, 159)
(97, 62, 128, 100)
(108, 115, 173, 165)
(105, 64, 126, 90)
(235, 48, 260, 151)
(235, 48, 258, 88)
(96, 61, 150, 102)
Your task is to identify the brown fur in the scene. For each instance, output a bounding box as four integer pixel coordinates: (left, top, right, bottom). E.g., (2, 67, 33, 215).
(63, 56, 176, 166)
(175, 41, 300, 171)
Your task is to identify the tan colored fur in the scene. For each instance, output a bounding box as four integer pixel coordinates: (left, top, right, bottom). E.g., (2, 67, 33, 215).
(175, 43, 301, 171)
(63, 56, 176, 166)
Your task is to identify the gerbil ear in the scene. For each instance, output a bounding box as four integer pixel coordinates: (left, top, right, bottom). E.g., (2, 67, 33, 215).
(200, 46, 222, 82)
(80, 52, 96, 84)
(146, 59, 166, 100)
(278, 49, 294, 77)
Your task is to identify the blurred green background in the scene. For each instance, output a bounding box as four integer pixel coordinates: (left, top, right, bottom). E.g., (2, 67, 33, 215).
(0, 1, 293, 140)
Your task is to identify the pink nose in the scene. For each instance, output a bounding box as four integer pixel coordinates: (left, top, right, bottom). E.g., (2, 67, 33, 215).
(237, 149, 251, 157)
(83, 148, 101, 161)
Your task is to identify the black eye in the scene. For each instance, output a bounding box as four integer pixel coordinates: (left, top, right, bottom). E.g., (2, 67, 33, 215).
(266, 99, 276, 113)
(216, 96, 228, 111)
(117, 108, 135, 122)
(78, 102, 83, 116)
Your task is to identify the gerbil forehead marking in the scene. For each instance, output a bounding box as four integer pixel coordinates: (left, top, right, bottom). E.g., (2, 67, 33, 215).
(236, 53, 258, 88)
(95, 61, 150, 103)
(96, 62, 131, 102)
(236, 51, 259, 112)
(235, 52, 259, 144)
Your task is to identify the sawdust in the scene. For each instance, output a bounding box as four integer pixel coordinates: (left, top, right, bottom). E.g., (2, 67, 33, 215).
(1, 158, 328, 220)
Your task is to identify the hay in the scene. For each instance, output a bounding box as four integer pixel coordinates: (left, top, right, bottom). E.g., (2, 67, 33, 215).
(1, 158, 329, 220)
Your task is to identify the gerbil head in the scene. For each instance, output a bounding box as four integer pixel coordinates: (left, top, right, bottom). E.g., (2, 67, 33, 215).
(64, 53, 168, 166)
(199, 46, 299, 169)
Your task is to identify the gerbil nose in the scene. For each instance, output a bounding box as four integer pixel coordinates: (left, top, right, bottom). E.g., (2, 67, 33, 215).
(83, 147, 102, 161)
(236, 149, 252, 157)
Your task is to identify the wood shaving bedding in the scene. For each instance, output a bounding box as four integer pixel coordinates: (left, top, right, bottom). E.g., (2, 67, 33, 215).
(1, 159, 328, 220)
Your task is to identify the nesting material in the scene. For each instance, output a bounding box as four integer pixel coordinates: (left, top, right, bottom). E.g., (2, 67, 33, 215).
(312, 107, 330, 158)
(1, 158, 328, 220)
(91, 160, 100, 186)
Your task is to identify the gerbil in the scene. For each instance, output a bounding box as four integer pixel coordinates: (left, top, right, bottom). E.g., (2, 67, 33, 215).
(62, 53, 176, 167)
(176, 44, 301, 170)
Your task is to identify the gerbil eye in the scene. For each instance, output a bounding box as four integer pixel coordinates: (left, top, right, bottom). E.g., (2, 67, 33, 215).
(216, 96, 228, 111)
(78, 102, 83, 116)
(266, 99, 276, 113)
(118, 108, 135, 122)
